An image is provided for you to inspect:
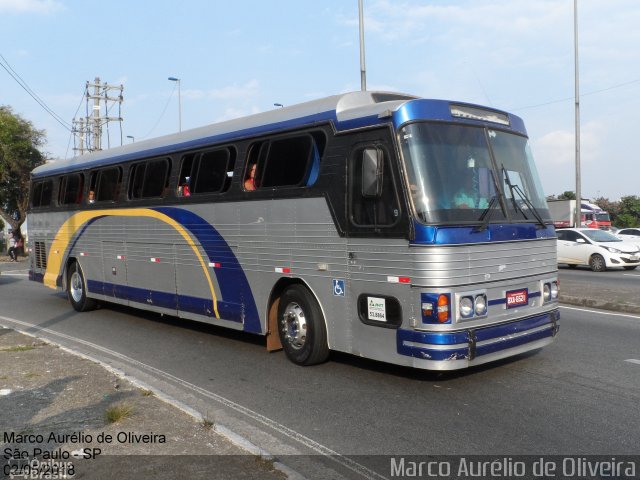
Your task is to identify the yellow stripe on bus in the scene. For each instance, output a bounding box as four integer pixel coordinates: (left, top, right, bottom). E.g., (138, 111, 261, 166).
(43, 208, 220, 318)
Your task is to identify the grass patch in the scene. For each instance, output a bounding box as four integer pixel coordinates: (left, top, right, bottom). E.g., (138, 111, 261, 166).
(24, 373, 40, 379)
(201, 413, 214, 429)
(254, 456, 276, 471)
(0, 345, 36, 353)
(140, 389, 154, 397)
(105, 403, 134, 424)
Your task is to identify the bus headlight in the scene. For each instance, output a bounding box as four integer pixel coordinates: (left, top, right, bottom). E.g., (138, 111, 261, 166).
(474, 294, 487, 316)
(459, 296, 474, 318)
(542, 281, 559, 303)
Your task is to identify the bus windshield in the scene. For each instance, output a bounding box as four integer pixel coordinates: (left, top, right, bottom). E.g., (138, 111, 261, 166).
(400, 122, 550, 225)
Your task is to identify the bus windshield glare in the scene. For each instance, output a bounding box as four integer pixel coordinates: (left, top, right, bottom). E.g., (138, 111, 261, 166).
(400, 123, 550, 225)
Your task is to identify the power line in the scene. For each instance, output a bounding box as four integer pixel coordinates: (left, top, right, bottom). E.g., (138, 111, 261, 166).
(0, 53, 72, 131)
(139, 82, 177, 140)
(511, 77, 640, 111)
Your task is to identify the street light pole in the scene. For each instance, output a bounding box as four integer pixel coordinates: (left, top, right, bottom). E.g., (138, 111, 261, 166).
(168, 77, 182, 132)
(574, 0, 582, 227)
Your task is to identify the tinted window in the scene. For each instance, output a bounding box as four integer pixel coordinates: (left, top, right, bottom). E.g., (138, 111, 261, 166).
(129, 158, 170, 199)
(91, 167, 122, 203)
(193, 149, 234, 194)
(58, 174, 84, 205)
(245, 133, 322, 190)
(30, 180, 54, 208)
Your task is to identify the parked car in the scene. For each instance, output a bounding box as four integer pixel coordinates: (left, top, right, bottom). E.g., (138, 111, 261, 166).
(556, 227, 640, 272)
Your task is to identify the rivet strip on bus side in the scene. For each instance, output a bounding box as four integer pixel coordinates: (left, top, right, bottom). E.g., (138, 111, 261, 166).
(275, 267, 291, 274)
(387, 276, 410, 284)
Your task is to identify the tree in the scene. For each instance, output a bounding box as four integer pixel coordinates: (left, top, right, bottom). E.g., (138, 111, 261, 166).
(0, 106, 47, 235)
(616, 195, 640, 228)
(557, 191, 576, 200)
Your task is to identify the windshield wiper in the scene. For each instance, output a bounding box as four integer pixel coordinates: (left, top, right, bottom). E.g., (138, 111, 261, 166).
(502, 165, 547, 228)
(474, 195, 499, 232)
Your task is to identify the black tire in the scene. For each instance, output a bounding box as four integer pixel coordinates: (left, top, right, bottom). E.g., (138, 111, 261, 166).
(277, 284, 329, 366)
(589, 254, 606, 272)
(67, 262, 97, 312)
(623, 266, 637, 271)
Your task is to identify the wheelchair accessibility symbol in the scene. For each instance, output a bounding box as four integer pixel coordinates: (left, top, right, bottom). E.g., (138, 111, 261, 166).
(333, 279, 345, 297)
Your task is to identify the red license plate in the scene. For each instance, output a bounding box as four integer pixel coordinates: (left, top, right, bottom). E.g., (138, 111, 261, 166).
(506, 288, 528, 308)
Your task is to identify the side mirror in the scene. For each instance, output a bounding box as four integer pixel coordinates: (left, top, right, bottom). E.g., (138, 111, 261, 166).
(362, 148, 383, 198)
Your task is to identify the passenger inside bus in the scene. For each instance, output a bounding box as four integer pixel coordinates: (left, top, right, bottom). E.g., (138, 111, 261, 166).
(452, 161, 488, 209)
(244, 163, 257, 191)
(178, 177, 191, 196)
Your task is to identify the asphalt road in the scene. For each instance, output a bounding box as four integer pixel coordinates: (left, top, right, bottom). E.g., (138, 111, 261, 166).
(1, 264, 639, 479)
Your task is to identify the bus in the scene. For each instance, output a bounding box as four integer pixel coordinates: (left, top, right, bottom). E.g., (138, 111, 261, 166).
(28, 91, 560, 371)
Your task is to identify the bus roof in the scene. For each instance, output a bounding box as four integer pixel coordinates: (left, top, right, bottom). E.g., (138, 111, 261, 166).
(32, 91, 524, 178)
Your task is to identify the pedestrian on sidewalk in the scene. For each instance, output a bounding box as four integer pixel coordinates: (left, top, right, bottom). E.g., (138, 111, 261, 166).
(8, 230, 20, 261)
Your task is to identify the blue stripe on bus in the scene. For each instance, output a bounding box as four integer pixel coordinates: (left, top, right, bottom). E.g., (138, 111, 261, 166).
(88, 279, 244, 323)
(412, 223, 556, 245)
(152, 207, 261, 333)
(397, 310, 559, 361)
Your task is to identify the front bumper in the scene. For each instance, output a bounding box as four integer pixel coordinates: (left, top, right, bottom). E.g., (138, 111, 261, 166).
(396, 309, 560, 370)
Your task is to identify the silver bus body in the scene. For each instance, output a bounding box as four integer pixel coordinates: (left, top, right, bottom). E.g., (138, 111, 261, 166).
(28, 91, 559, 370)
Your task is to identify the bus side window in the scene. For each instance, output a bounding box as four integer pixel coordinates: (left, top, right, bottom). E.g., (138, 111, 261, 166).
(193, 148, 234, 194)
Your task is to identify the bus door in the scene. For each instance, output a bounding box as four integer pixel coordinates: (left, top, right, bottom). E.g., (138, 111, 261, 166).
(346, 137, 408, 348)
(101, 241, 128, 300)
(125, 242, 177, 311)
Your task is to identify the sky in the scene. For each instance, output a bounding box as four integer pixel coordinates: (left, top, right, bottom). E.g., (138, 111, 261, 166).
(1, 0, 639, 200)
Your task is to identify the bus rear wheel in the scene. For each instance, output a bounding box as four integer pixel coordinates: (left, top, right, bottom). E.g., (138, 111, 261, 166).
(68, 262, 96, 312)
(277, 285, 329, 366)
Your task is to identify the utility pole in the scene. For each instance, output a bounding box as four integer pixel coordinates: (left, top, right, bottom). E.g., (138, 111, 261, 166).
(358, 0, 367, 91)
(574, 0, 582, 227)
(73, 77, 124, 155)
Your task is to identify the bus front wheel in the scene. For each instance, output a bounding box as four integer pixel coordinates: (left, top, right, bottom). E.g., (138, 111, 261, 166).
(277, 285, 329, 366)
(68, 262, 96, 312)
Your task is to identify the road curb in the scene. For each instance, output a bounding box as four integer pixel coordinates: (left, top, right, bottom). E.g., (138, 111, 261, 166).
(560, 296, 640, 315)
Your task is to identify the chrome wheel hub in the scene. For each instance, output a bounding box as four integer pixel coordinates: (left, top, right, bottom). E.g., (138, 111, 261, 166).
(281, 302, 307, 350)
(70, 271, 83, 303)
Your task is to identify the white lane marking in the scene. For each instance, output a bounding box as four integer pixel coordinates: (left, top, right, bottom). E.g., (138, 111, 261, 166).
(560, 305, 640, 320)
(0, 315, 384, 480)
(1, 272, 29, 276)
(622, 274, 640, 278)
(625, 359, 640, 365)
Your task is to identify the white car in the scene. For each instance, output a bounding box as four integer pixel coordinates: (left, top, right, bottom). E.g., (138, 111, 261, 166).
(616, 228, 640, 250)
(556, 227, 640, 272)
